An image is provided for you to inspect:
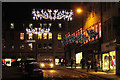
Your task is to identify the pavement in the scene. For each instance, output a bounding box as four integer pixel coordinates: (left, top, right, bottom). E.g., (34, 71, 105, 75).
(57, 65, 120, 80)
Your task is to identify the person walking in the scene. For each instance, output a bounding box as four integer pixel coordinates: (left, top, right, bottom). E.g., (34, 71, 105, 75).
(74, 59, 76, 68)
(80, 58, 85, 69)
(86, 59, 91, 72)
(94, 59, 98, 72)
(71, 58, 73, 68)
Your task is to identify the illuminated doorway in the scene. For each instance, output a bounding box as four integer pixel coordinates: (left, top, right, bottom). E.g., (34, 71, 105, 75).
(76, 52, 82, 65)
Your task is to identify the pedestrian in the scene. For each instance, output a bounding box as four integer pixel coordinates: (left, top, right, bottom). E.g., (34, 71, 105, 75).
(65, 59, 68, 66)
(71, 58, 73, 68)
(80, 58, 85, 69)
(94, 59, 98, 72)
(86, 59, 91, 72)
(74, 59, 76, 68)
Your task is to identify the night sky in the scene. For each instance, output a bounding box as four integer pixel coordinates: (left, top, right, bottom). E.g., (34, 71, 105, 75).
(2, 2, 87, 22)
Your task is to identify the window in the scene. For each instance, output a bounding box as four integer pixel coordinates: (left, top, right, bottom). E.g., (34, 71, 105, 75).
(40, 23, 42, 27)
(57, 33, 62, 40)
(29, 23, 33, 28)
(43, 44, 47, 49)
(48, 43, 52, 49)
(20, 33, 24, 40)
(58, 42, 62, 49)
(10, 23, 14, 29)
(58, 23, 62, 28)
(20, 44, 24, 49)
(38, 44, 42, 48)
(28, 43, 33, 49)
(28, 33, 33, 39)
(43, 23, 47, 27)
(12, 45, 14, 49)
(49, 23, 52, 27)
(43, 33, 47, 39)
(48, 33, 52, 39)
(38, 33, 42, 39)
(10, 32, 14, 40)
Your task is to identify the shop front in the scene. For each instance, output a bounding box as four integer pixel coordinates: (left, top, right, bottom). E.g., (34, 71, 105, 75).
(102, 51, 116, 71)
(2, 58, 16, 66)
(101, 40, 116, 73)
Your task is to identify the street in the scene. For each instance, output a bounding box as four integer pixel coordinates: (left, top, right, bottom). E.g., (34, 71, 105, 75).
(2, 66, 110, 80)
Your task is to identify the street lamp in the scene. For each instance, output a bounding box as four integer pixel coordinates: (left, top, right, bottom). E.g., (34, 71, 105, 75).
(76, 8, 82, 14)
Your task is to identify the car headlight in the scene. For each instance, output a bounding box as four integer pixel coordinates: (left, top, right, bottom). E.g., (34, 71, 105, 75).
(50, 64, 53, 67)
(41, 64, 45, 67)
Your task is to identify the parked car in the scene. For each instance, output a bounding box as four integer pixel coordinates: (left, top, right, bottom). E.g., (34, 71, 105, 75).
(18, 59, 37, 72)
(39, 60, 54, 69)
(24, 62, 43, 80)
(11, 61, 19, 67)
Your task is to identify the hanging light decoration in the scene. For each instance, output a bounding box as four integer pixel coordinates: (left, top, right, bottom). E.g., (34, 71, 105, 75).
(32, 9, 73, 21)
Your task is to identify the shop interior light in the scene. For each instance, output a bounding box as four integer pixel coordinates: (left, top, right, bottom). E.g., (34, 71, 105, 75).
(50, 64, 54, 67)
(41, 63, 45, 67)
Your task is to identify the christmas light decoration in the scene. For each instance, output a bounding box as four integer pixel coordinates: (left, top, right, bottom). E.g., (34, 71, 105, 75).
(26, 27, 50, 34)
(32, 9, 73, 21)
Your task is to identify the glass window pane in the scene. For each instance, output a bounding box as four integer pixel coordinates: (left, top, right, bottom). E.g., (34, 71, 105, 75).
(10, 23, 14, 29)
(58, 23, 62, 28)
(38, 33, 42, 39)
(57, 33, 62, 40)
(43, 33, 47, 39)
(43, 44, 47, 49)
(20, 33, 24, 40)
(28, 33, 33, 39)
(48, 33, 52, 39)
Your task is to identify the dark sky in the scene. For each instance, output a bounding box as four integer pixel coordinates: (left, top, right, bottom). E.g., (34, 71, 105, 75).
(2, 2, 87, 22)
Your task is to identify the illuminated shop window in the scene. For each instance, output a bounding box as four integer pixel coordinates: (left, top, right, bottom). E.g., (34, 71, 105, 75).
(43, 44, 47, 49)
(28, 43, 33, 49)
(29, 23, 33, 28)
(38, 33, 42, 39)
(10, 23, 14, 29)
(48, 33, 52, 39)
(58, 23, 62, 28)
(57, 33, 62, 40)
(43, 33, 47, 39)
(20, 33, 24, 40)
(49, 23, 52, 27)
(28, 33, 33, 39)
(38, 44, 42, 48)
(48, 43, 52, 49)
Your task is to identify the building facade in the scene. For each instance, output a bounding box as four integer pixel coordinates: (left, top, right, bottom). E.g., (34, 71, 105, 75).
(64, 2, 120, 75)
(2, 18, 68, 66)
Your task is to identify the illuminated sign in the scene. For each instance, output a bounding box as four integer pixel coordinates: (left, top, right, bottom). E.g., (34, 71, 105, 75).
(32, 9, 73, 21)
